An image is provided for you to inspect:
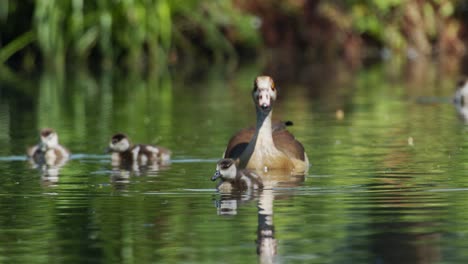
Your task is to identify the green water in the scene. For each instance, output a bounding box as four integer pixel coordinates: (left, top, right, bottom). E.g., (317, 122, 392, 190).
(0, 61, 468, 263)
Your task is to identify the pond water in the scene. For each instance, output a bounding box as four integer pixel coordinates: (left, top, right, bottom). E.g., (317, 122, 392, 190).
(0, 60, 468, 263)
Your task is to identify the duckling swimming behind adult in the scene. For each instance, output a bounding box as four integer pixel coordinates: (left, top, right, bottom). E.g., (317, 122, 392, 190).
(107, 133, 171, 166)
(212, 158, 263, 192)
(27, 128, 70, 166)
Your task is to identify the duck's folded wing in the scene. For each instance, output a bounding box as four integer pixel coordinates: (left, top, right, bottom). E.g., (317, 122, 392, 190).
(273, 129, 306, 161)
(223, 128, 254, 159)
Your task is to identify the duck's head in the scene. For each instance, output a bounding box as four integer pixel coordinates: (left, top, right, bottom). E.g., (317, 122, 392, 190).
(252, 76, 277, 114)
(107, 133, 131, 153)
(40, 128, 59, 150)
(212, 158, 237, 182)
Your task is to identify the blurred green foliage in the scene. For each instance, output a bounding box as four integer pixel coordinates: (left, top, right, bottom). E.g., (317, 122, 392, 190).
(0, 0, 466, 69)
(320, 0, 464, 54)
(0, 0, 260, 69)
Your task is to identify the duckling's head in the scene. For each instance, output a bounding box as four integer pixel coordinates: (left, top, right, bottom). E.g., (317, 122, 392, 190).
(212, 158, 237, 182)
(108, 133, 131, 152)
(40, 128, 59, 150)
(454, 78, 468, 106)
(456, 78, 468, 91)
(252, 76, 277, 113)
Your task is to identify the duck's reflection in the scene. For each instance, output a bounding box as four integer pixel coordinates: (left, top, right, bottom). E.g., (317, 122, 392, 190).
(28, 157, 69, 186)
(256, 189, 277, 264)
(454, 104, 468, 122)
(109, 161, 171, 190)
(214, 189, 278, 263)
(453, 78, 468, 122)
(213, 169, 305, 263)
(38, 164, 63, 186)
(109, 168, 132, 190)
(112, 160, 171, 175)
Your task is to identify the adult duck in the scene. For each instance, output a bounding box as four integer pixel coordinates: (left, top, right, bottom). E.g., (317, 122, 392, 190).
(223, 76, 309, 173)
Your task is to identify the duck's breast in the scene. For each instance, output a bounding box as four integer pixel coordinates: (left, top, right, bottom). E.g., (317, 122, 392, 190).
(223, 121, 291, 159)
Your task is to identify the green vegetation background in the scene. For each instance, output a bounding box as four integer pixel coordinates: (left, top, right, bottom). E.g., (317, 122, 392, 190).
(1, 0, 467, 71)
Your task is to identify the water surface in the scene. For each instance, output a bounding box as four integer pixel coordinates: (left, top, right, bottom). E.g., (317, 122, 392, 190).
(0, 62, 468, 263)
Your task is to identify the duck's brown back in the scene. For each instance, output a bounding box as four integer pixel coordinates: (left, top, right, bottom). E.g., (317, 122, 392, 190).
(272, 129, 306, 161)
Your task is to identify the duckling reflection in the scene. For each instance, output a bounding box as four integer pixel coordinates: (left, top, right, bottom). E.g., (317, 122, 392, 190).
(27, 128, 70, 167)
(213, 168, 305, 263)
(453, 78, 468, 106)
(453, 78, 468, 122)
(106, 133, 171, 172)
(214, 193, 257, 216)
(109, 169, 132, 191)
(212, 158, 263, 193)
(38, 165, 62, 186)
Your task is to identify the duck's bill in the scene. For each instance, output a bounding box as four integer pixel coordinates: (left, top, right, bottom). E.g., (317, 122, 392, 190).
(211, 170, 221, 181)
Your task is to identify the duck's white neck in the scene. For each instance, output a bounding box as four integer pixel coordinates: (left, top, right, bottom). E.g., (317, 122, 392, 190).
(239, 108, 274, 169)
(256, 109, 274, 146)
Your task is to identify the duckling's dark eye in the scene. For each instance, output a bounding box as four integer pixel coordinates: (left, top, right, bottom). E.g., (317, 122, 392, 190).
(112, 139, 118, 144)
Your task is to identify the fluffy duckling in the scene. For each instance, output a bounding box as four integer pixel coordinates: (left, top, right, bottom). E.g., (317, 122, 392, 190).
(27, 128, 70, 166)
(212, 158, 263, 192)
(107, 133, 171, 166)
(454, 78, 468, 106)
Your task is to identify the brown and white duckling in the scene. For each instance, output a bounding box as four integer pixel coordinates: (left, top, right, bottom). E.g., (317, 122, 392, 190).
(107, 133, 171, 166)
(27, 128, 70, 166)
(454, 78, 468, 106)
(212, 158, 263, 192)
(223, 76, 309, 173)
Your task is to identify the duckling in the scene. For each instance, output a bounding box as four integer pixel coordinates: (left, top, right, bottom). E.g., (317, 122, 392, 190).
(212, 158, 263, 192)
(454, 78, 468, 106)
(27, 128, 70, 166)
(107, 133, 171, 166)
